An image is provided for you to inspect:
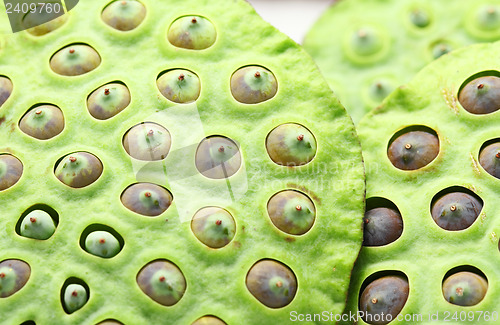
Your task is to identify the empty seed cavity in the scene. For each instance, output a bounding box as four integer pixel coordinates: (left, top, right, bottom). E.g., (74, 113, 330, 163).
(17, 204, 58, 240)
(359, 272, 409, 325)
(123, 122, 171, 161)
(442, 267, 488, 306)
(50, 44, 101, 76)
(387, 126, 439, 170)
(0, 259, 30, 298)
(191, 207, 236, 248)
(19, 104, 64, 140)
(87, 82, 131, 120)
(191, 315, 227, 325)
(157, 69, 201, 103)
(137, 259, 186, 306)
(61, 278, 89, 314)
(430, 187, 483, 231)
(0, 154, 23, 191)
(121, 182, 173, 216)
(363, 198, 403, 246)
(267, 190, 316, 235)
(102, 0, 146, 31)
(246, 259, 297, 308)
(0, 76, 13, 107)
(168, 15, 216, 50)
(266, 123, 317, 166)
(195, 136, 241, 179)
(479, 139, 500, 179)
(458, 74, 500, 114)
(54, 152, 103, 188)
(81, 224, 124, 258)
(230, 66, 278, 104)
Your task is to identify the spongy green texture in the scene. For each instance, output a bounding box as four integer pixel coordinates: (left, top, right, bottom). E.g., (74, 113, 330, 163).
(304, 0, 500, 123)
(0, 0, 364, 324)
(345, 41, 500, 324)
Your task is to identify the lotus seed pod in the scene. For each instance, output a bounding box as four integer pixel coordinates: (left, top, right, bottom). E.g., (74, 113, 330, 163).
(87, 83, 131, 120)
(363, 207, 403, 247)
(266, 123, 316, 166)
(246, 259, 297, 309)
(0, 259, 30, 298)
(230, 66, 277, 104)
(137, 260, 186, 306)
(431, 192, 482, 231)
(168, 15, 216, 50)
(359, 275, 409, 325)
(0, 154, 23, 191)
(0, 76, 13, 107)
(54, 152, 103, 188)
(63, 283, 88, 313)
(304, 0, 500, 123)
(387, 130, 439, 170)
(442, 271, 488, 306)
(458, 76, 500, 114)
(121, 183, 172, 216)
(85, 231, 121, 258)
(409, 8, 431, 28)
(192, 315, 226, 325)
(23, 10, 67, 36)
(195, 136, 241, 179)
(0, 0, 365, 322)
(101, 0, 146, 31)
(191, 207, 236, 248)
(20, 210, 56, 240)
(122, 122, 171, 161)
(156, 69, 201, 103)
(50, 44, 101, 76)
(267, 190, 315, 236)
(19, 104, 64, 140)
(479, 141, 500, 178)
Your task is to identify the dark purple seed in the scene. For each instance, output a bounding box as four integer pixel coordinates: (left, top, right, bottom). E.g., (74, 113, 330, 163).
(387, 130, 439, 170)
(0, 76, 13, 107)
(479, 142, 500, 179)
(431, 192, 482, 230)
(363, 207, 403, 246)
(0, 154, 23, 191)
(458, 76, 500, 114)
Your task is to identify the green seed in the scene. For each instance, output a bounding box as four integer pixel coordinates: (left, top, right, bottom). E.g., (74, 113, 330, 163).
(479, 141, 500, 179)
(20, 210, 56, 240)
(50, 44, 101, 76)
(122, 122, 171, 161)
(192, 315, 227, 325)
(191, 207, 236, 248)
(368, 79, 394, 104)
(350, 27, 383, 57)
(359, 275, 409, 325)
(410, 9, 431, 28)
(168, 15, 217, 50)
(137, 259, 186, 306)
(475, 5, 500, 31)
(442, 271, 488, 306)
(121, 182, 173, 216)
(54, 152, 103, 188)
(101, 0, 146, 31)
(156, 69, 201, 103)
(0, 154, 23, 191)
(195, 136, 241, 179)
(230, 66, 277, 104)
(85, 230, 121, 258)
(387, 130, 439, 170)
(458, 76, 500, 114)
(266, 123, 316, 166)
(267, 190, 316, 235)
(63, 283, 88, 314)
(431, 41, 453, 59)
(19, 104, 64, 140)
(0, 259, 30, 298)
(363, 207, 403, 246)
(87, 83, 131, 120)
(246, 259, 297, 308)
(0, 76, 13, 107)
(431, 191, 482, 231)
(23, 9, 67, 36)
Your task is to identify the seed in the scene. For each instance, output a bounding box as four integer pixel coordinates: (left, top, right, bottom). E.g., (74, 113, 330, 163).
(19, 104, 65, 140)
(191, 207, 236, 248)
(22, 8, 68, 36)
(87, 83, 131, 120)
(101, 0, 146, 31)
(231, 66, 278, 104)
(479, 141, 500, 179)
(267, 190, 315, 235)
(54, 152, 103, 188)
(387, 130, 439, 170)
(431, 191, 483, 231)
(50, 44, 101, 76)
(122, 122, 171, 161)
(266, 123, 317, 166)
(458, 75, 500, 114)
(168, 15, 216, 50)
(0, 259, 30, 298)
(363, 207, 403, 246)
(0, 76, 13, 107)
(350, 26, 383, 56)
(19, 210, 56, 240)
(85, 230, 121, 258)
(442, 271, 488, 306)
(246, 259, 297, 308)
(0, 154, 23, 191)
(410, 8, 431, 28)
(156, 69, 201, 103)
(195, 136, 241, 179)
(137, 259, 186, 306)
(121, 182, 173, 216)
(191, 315, 227, 325)
(62, 283, 88, 314)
